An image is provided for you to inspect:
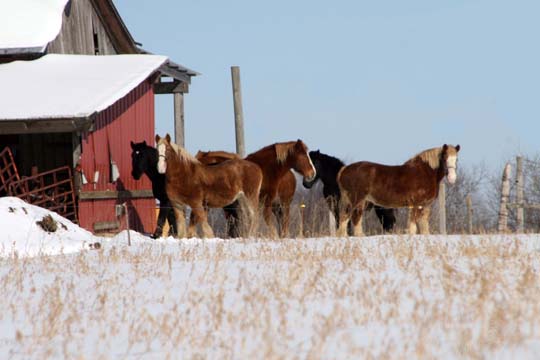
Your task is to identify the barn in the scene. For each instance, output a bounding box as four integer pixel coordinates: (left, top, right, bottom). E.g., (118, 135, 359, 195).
(0, 0, 197, 234)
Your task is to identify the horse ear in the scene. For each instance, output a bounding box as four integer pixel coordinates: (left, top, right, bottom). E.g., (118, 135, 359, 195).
(165, 133, 171, 143)
(142, 140, 147, 147)
(155, 134, 161, 143)
(130, 141, 135, 149)
(442, 144, 448, 151)
(455, 144, 461, 152)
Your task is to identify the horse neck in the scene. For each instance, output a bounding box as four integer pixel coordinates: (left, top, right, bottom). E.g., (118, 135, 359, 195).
(246, 148, 290, 177)
(318, 158, 344, 187)
(165, 150, 198, 184)
(409, 158, 446, 184)
(143, 149, 162, 182)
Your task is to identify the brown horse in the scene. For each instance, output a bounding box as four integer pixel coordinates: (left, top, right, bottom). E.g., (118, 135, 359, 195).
(156, 134, 263, 238)
(196, 150, 296, 237)
(337, 144, 460, 236)
(246, 140, 315, 238)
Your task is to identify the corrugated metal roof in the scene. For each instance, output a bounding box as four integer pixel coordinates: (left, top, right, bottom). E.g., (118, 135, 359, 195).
(0, 0, 69, 54)
(0, 54, 167, 121)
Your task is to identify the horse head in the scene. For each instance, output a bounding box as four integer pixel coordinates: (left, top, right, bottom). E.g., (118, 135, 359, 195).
(130, 140, 155, 180)
(290, 139, 316, 183)
(302, 150, 322, 188)
(441, 144, 461, 184)
(155, 134, 172, 174)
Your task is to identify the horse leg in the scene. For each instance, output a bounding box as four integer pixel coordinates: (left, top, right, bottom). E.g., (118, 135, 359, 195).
(350, 202, 365, 236)
(417, 206, 431, 234)
(190, 205, 214, 238)
(374, 206, 396, 233)
(172, 205, 186, 238)
(407, 207, 420, 235)
(165, 205, 178, 237)
(152, 203, 168, 238)
(337, 193, 352, 237)
(281, 204, 291, 238)
(272, 203, 283, 237)
(223, 201, 240, 238)
(263, 197, 279, 238)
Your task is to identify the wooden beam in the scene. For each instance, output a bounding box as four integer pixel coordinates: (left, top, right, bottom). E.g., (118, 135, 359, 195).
(438, 182, 446, 235)
(0, 118, 93, 135)
(516, 156, 524, 232)
(154, 80, 189, 94)
(93, 220, 120, 232)
(231, 66, 246, 157)
(174, 93, 185, 147)
(79, 189, 154, 200)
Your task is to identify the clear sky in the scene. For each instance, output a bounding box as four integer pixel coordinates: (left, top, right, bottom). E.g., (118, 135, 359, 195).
(115, 0, 540, 169)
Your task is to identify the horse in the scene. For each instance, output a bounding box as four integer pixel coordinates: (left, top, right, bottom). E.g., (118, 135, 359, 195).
(337, 144, 460, 236)
(196, 150, 296, 238)
(302, 150, 396, 233)
(246, 140, 315, 238)
(130, 140, 177, 238)
(156, 134, 263, 238)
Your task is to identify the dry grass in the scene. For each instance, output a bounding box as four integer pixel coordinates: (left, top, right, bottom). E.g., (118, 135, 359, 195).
(1, 234, 540, 359)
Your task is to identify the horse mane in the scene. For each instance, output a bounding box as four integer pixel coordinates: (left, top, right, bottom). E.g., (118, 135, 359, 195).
(274, 142, 297, 164)
(405, 147, 442, 169)
(168, 141, 200, 164)
(312, 151, 345, 168)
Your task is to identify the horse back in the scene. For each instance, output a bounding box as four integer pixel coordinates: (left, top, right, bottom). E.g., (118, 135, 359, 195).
(338, 161, 439, 207)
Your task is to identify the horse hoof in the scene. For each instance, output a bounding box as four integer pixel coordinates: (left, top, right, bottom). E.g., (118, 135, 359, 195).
(151, 233, 161, 239)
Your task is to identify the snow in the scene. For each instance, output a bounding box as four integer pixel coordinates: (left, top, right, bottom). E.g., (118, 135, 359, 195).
(1, 196, 540, 358)
(0, 0, 69, 52)
(0, 54, 167, 120)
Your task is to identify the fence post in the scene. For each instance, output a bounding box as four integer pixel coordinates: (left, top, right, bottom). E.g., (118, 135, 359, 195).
(516, 156, 524, 232)
(466, 194, 473, 234)
(497, 163, 511, 232)
(173, 92, 185, 147)
(439, 182, 446, 235)
(231, 66, 246, 157)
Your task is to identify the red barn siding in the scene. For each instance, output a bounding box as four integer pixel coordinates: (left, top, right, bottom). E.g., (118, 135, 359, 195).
(79, 78, 157, 233)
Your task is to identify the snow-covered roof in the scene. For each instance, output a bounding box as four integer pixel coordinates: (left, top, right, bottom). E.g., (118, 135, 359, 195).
(0, 0, 70, 54)
(0, 54, 167, 121)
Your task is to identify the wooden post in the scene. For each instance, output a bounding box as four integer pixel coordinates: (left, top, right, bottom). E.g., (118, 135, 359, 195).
(439, 182, 446, 235)
(466, 194, 473, 234)
(174, 92, 185, 147)
(497, 163, 511, 232)
(516, 156, 524, 232)
(123, 203, 131, 246)
(231, 66, 246, 157)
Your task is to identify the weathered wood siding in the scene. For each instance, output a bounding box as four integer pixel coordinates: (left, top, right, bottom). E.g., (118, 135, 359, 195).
(47, 0, 117, 55)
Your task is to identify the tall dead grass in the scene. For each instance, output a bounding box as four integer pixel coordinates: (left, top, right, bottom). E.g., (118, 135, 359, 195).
(1, 234, 540, 358)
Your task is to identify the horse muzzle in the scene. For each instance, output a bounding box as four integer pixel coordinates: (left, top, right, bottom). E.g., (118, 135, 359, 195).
(446, 167, 457, 184)
(302, 177, 316, 189)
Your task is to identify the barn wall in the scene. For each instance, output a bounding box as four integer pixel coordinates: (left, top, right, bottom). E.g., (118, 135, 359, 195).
(47, 0, 117, 55)
(78, 78, 157, 233)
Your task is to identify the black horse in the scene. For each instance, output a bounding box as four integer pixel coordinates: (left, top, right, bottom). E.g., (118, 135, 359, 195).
(130, 141, 177, 238)
(302, 150, 396, 233)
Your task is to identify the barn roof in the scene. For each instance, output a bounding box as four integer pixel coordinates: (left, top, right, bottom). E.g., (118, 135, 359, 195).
(0, 0, 70, 54)
(0, 54, 167, 123)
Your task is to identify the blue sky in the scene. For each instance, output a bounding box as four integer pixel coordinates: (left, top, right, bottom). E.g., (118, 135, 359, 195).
(115, 0, 540, 169)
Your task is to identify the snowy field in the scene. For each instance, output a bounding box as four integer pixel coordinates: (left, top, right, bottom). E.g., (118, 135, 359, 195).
(1, 197, 540, 359)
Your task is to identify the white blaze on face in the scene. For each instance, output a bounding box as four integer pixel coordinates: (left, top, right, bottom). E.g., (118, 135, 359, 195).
(446, 155, 457, 184)
(306, 151, 317, 181)
(157, 143, 167, 174)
